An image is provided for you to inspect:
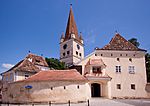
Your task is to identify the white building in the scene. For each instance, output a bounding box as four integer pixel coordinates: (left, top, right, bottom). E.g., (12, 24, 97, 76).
(1, 5, 149, 104)
(60, 6, 148, 98)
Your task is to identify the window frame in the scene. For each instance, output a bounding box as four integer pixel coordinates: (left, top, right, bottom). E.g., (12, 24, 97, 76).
(116, 65, 121, 73)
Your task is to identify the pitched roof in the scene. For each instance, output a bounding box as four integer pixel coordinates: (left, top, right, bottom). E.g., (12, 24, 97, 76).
(97, 33, 145, 51)
(86, 59, 106, 66)
(16, 69, 88, 82)
(1, 53, 48, 74)
(63, 5, 82, 44)
(26, 53, 48, 67)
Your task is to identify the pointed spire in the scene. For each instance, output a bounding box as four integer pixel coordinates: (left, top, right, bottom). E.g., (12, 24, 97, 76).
(64, 4, 79, 41)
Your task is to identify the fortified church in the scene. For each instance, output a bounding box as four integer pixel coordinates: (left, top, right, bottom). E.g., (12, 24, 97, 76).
(0, 6, 149, 103)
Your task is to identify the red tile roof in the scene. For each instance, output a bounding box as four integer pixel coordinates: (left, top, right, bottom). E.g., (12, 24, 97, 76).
(16, 69, 88, 82)
(1, 53, 48, 74)
(86, 59, 106, 66)
(26, 53, 48, 67)
(96, 33, 145, 51)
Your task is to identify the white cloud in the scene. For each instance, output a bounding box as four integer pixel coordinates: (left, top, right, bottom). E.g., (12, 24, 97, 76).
(2, 63, 14, 69)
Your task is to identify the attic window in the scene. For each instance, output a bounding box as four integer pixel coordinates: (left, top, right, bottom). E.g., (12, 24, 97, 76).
(126, 54, 128, 56)
(101, 54, 103, 56)
(36, 60, 40, 63)
(120, 54, 122, 56)
(111, 54, 113, 56)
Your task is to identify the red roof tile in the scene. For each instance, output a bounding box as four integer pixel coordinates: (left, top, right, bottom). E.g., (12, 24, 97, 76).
(97, 33, 144, 51)
(1, 53, 48, 74)
(16, 69, 88, 82)
(86, 59, 106, 66)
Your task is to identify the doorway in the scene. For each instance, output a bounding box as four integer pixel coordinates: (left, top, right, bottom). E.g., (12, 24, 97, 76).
(91, 83, 101, 97)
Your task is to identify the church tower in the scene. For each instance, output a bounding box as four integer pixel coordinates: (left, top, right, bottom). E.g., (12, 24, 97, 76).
(60, 5, 84, 66)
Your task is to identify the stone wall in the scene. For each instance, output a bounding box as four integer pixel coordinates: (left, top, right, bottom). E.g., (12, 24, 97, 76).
(2, 81, 90, 103)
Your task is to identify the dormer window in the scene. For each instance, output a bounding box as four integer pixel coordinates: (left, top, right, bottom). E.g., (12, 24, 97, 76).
(28, 58, 32, 62)
(36, 59, 40, 63)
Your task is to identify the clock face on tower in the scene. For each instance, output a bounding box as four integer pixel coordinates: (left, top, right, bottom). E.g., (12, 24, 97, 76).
(77, 44, 80, 50)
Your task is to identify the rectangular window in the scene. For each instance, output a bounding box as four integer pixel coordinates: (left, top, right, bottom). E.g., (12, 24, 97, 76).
(79, 53, 82, 56)
(25, 73, 29, 79)
(117, 84, 121, 89)
(129, 66, 135, 74)
(67, 51, 70, 55)
(76, 51, 78, 55)
(116, 66, 121, 73)
(92, 67, 102, 73)
(63, 52, 65, 56)
(131, 84, 135, 90)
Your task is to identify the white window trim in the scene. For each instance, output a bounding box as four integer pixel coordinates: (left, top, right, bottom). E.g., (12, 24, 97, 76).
(128, 66, 135, 74)
(116, 65, 121, 73)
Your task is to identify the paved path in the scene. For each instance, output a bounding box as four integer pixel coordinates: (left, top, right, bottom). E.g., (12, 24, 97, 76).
(1, 98, 150, 106)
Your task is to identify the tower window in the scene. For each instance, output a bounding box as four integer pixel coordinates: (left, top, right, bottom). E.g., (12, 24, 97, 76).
(76, 51, 78, 55)
(67, 51, 70, 55)
(63, 53, 65, 56)
(64, 86, 66, 89)
(63, 44, 67, 50)
(77, 44, 80, 50)
(95, 54, 97, 56)
(79, 53, 82, 57)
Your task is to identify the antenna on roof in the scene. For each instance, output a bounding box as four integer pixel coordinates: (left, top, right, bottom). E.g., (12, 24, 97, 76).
(70, 3, 72, 6)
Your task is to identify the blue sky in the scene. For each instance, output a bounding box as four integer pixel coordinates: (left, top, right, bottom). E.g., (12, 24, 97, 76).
(0, 0, 150, 73)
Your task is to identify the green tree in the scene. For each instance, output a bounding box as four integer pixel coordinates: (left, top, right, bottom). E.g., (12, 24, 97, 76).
(45, 58, 67, 70)
(128, 38, 140, 47)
